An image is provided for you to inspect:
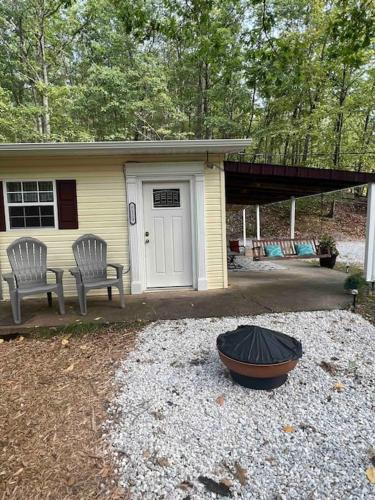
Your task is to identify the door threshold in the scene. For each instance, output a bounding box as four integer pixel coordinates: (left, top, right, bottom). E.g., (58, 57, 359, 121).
(146, 286, 194, 293)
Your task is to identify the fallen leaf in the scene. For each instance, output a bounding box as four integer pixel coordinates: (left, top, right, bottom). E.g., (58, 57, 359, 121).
(64, 363, 75, 372)
(282, 425, 295, 433)
(94, 317, 102, 321)
(216, 395, 225, 406)
(220, 478, 233, 487)
(319, 361, 338, 375)
(0, 339, 4, 344)
(79, 344, 88, 351)
(178, 480, 193, 491)
(234, 462, 248, 485)
(265, 456, 277, 466)
(151, 410, 164, 420)
(17, 336, 25, 342)
(366, 468, 375, 484)
(155, 457, 169, 467)
(333, 382, 345, 392)
(61, 338, 69, 347)
(142, 449, 151, 459)
(198, 476, 232, 497)
(13, 468, 24, 476)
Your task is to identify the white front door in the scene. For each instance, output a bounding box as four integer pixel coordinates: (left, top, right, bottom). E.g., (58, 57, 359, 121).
(143, 181, 193, 288)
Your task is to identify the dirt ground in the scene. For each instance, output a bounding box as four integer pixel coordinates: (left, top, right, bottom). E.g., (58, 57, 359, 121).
(0, 322, 142, 499)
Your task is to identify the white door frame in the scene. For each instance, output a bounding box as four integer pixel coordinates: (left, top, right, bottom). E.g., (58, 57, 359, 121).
(125, 162, 208, 294)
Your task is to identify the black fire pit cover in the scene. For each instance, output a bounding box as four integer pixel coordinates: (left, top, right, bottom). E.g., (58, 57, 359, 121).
(217, 325, 302, 364)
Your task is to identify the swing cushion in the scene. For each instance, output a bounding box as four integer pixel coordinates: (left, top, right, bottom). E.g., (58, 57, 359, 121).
(264, 244, 284, 257)
(295, 243, 315, 256)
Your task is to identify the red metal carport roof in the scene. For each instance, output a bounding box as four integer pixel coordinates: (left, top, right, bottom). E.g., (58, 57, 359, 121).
(224, 161, 375, 205)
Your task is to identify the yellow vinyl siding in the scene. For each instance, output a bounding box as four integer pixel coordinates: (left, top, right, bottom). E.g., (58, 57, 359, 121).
(0, 156, 129, 299)
(204, 163, 228, 289)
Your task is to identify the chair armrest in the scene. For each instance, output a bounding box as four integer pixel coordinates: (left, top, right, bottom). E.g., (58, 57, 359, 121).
(3, 272, 16, 291)
(107, 263, 124, 279)
(48, 267, 64, 284)
(69, 267, 83, 284)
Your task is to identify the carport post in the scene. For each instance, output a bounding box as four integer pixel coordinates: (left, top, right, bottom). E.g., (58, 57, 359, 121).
(256, 204, 261, 240)
(242, 208, 247, 250)
(365, 183, 375, 282)
(290, 196, 296, 239)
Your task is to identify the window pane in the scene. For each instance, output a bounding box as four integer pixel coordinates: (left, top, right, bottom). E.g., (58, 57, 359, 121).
(39, 191, 53, 202)
(23, 192, 38, 202)
(24, 206, 40, 216)
(7, 182, 22, 192)
(10, 217, 25, 228)
(41, 216, 55, 227)
(38, 181, 53, 191)
(40, 206, 54, 215)
(8, 192, 22, 203)
(9, 206, 24, 217)
(25, 217, 40, 227)
(153, 189, 180, 208)
(23, 181, 37, 192)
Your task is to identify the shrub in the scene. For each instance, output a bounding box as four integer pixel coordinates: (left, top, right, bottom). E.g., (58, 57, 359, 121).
(344, 272, 367, 291)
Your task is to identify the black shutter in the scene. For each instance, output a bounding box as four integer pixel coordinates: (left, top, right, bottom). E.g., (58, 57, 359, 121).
(56, 180, 78, 230)
(0, 181, 6, 232)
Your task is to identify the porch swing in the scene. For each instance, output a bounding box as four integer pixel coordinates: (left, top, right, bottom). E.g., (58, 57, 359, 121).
(251, 194, 332, 261)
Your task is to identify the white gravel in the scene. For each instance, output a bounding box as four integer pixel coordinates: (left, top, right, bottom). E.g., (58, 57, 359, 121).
(229, 255, 288, 272)
(107, 311, 375, 499)
(337, 241, 365, 266)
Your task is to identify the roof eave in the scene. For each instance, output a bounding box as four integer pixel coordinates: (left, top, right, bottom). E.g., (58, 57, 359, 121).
(0, 139, 251, 157)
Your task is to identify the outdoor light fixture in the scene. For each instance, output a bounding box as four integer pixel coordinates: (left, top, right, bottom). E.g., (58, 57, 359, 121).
(351, 288, 358, 310)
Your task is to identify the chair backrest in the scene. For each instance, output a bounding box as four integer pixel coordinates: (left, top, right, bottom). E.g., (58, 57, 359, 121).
(7, 237, 48, 289)
(72, 234, 107, 282)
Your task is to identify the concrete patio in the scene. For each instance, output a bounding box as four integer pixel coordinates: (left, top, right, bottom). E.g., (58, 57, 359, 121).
(0, 261, 351, 333)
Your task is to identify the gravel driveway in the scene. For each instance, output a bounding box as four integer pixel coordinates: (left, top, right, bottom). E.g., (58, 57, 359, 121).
(107, 311, 375, 499)
(337, 241, 365, 266)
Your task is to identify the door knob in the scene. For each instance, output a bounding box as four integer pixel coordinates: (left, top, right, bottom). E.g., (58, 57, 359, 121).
(145, 231, 149, 237)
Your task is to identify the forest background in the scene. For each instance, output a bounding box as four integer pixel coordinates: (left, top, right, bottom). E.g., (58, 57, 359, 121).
(0, 0, 375, 171)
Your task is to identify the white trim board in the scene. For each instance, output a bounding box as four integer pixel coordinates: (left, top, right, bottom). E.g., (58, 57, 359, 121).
(125, 161, 208, 294)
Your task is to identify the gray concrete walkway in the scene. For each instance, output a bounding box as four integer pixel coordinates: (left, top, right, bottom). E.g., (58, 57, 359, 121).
(0, 261, 351, 333)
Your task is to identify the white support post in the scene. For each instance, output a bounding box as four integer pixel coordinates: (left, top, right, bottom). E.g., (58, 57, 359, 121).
(290, 196, 296, 239)
(256, 204, 260, 240)
(365, 183, 375, 282)
(242, 208, 247, 250)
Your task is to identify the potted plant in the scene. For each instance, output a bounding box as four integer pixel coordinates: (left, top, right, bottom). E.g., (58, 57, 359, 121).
(318, 234, 339, 269)
(344, 272, 367, 292)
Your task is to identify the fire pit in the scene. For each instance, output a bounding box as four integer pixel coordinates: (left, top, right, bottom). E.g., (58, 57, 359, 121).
(217, 325, 303, 390)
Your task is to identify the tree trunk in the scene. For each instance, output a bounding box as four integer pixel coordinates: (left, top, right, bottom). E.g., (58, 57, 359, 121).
(195, 62, 204, 138)
(39, 29, 51, 139)
(332, 66, 348, 168)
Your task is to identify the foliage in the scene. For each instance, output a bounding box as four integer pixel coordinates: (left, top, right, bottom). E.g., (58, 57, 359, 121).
(319, 234, 339, 255)
(344, 271, 367, 290)
(0, 0, 374, 171)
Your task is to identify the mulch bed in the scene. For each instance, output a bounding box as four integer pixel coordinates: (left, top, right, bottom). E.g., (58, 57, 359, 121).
(0, 323, 141, 499)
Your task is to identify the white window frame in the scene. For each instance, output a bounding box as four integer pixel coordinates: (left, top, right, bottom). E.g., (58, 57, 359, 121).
(3, 179, 58, 231)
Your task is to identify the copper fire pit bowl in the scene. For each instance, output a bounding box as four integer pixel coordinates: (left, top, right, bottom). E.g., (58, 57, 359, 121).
(217, 325, 302, 390)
